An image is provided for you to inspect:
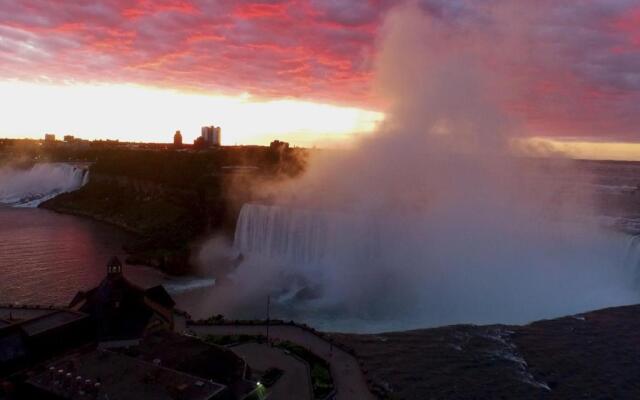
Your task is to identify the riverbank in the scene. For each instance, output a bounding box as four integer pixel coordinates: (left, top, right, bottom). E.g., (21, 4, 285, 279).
(330, 303, 640, 399)
(29, 145, 307, 275)
(39, 176, 198, 275)
(187, 303, 640, 399)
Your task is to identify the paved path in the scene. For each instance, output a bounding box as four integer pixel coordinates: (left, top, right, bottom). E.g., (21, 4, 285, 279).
(233, 342, 312, 400)
(189, 324, 376, 400)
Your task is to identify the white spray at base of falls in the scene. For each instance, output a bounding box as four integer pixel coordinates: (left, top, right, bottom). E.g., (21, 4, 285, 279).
(196, 3, 640, 332)
(0, 163, 89, 207)
(230, 202, 640, 332)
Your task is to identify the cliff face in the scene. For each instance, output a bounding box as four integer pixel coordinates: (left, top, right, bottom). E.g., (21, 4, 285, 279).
(42, 174, 252, 274)
(38, 146, 307, 275)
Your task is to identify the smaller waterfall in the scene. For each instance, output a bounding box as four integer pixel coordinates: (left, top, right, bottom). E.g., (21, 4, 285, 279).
(0, 163, 89, 207)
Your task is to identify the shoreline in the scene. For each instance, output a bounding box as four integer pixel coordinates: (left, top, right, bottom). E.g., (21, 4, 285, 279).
(37, 199, 197, 276)
(38, 201, 145, 236)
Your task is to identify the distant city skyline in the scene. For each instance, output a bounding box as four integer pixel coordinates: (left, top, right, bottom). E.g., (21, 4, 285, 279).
(0, 81, 383, 148)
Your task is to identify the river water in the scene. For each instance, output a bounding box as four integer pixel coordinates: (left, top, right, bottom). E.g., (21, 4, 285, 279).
(0, 207, 214, 308)
(2, 160, 640, 332)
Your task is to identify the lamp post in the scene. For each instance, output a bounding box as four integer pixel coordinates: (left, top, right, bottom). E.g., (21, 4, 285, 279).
(266, 295, 271, 345)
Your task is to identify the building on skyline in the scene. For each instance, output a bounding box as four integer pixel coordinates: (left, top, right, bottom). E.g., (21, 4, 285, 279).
(270, 140, 290, 151)
(44, 133, 55, 142)
(63, 135, 75, 142)
(173, 130, 182, 148)
(201, 125, 221, 147)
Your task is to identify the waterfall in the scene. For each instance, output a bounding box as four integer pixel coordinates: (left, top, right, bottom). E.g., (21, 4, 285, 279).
(622, 235, 640, 288)
(0, 163, 89, 207)
(232, 202, 640, 323)
(233, 203, 381, 266)
(235, 203, 640, 291)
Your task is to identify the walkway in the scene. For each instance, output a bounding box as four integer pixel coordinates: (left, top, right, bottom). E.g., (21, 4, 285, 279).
(233, 342, 312, 400)
(189, 324, 376, 400)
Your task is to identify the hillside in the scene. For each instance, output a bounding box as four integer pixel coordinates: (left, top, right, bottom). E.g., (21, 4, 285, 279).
(32, 143, 306, 275)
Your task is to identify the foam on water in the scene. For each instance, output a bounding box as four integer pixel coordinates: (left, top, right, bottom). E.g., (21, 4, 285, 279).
(229, 202, 640, 332)
(162, 277, 217, 294)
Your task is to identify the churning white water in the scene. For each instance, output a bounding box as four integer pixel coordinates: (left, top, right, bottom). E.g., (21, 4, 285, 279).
(229, 202, 640, 332)
(0, 163, 89, 207)
(196, 3, 640, 333)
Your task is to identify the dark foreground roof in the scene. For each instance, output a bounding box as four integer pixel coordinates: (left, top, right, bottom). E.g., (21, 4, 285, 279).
(26, 349, 227, 400)
(145, 285, 176, 309)
(0, 308, 90, 374)
(69, 274, 174, 341)
(117, 331, 255, 399)
(120, 331, 246, 385)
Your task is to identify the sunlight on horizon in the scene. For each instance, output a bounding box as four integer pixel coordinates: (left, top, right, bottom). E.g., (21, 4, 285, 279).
(0, 80, 384, 147)
(522, 137, 640, 162)
(1, 80, 638, 160)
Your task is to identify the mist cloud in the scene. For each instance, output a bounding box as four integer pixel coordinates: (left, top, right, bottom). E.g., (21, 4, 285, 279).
(196, 2, 640, 332)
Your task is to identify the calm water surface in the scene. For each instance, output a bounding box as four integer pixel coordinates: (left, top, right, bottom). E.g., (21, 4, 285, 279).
(0, 207, 173, 306)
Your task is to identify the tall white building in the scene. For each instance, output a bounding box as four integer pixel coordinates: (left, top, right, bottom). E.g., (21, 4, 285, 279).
(201, 126, 221, 146)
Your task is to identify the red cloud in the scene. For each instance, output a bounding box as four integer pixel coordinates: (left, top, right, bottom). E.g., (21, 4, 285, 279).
(0, 0, 639, 140)
(234, 3, 288, 18)
(121, 0, 198, 19)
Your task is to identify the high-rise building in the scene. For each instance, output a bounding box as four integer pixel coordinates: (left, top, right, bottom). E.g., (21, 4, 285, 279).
(173, 130, 182, 147)
(44, 133, 56, 142)
(201, 125, 221, 146)
(213, 126, 221, 146)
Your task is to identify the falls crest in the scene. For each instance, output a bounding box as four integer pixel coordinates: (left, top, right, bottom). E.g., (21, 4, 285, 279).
(0, 163, 89, 207)
(234, 203, 381, 266)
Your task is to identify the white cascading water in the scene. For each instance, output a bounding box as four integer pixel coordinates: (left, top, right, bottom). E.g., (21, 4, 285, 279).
(231, 202, 640, 331)
(0, 163, 89, 207)
(234, 203, 381, 267)
(623, 235, 640, 287)
(216, 3, 640, 332)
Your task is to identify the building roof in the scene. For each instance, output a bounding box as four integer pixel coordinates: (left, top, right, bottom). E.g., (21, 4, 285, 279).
(0, 308, 89, 371)
(20, 310, 87, 337)
(0, 326, 27, 365)
(144, 285, 176, 309)
(71, 275, 153, 341)
(69, 271, 175, 341)
(123, 331, 246, 385)
(27, 350, 227, 400)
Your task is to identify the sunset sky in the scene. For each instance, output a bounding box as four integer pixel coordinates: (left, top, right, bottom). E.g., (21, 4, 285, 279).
(1, 0, 639, 158)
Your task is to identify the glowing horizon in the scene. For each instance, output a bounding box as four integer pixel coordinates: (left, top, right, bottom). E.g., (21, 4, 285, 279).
(1, 1, 639, 158)
(0, 80, 384, 147)
(3, 79, 640, 162)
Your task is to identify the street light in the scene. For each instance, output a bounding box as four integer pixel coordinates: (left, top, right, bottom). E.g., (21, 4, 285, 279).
(266, 295, 270, 344)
